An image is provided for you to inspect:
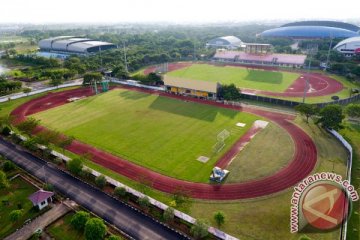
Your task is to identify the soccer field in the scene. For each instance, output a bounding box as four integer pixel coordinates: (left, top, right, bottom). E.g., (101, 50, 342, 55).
(32, 89, 259, 182)
(166, 64, 300, 92)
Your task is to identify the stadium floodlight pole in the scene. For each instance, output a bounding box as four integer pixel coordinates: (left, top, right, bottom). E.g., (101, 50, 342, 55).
(325, 34, 333, 71)
(123, 40, 128, 73)
(302, 46, 313, 103)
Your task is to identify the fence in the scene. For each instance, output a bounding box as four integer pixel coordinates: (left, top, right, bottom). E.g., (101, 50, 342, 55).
(327, 129, 353, 240)
(0, 82, 82, 103)
(240, 92, 360, 108)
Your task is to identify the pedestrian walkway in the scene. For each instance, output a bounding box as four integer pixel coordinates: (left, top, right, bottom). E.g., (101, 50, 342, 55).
(4, 200, 73, 240)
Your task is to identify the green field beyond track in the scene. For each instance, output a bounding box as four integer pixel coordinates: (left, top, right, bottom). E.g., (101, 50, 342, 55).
(33, 89, 258, 182)
(166, 64, 300, 92)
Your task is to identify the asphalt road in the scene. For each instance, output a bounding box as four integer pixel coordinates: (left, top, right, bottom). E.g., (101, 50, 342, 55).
(0, 138, 189, 240)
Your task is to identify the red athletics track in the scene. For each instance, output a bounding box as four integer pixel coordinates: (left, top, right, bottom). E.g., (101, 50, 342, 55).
(144, 62, 343, 98)
(11, 87, 317, 200)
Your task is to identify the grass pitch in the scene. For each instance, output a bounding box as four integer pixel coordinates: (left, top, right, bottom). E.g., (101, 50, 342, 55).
(166, 64, 300, 92)
(33, 89, 258, 182)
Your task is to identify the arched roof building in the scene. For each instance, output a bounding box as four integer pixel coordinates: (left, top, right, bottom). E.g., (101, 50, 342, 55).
(333, 36, 360, 56)
(38, 36, 117, 55)
(260, 21, 360, 39)
(206, 36, 243, 49)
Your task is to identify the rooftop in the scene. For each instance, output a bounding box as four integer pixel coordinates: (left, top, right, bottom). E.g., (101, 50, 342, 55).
(164, 76, 219, 93)
(28, 190, 54, 205)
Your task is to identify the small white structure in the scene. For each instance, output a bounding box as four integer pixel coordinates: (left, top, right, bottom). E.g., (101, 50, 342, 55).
(210, 167, 229, 183)
(28, 190, 54, 210)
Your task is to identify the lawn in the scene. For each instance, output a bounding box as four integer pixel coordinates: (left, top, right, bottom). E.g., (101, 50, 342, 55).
(225, 123, 294, 183)
(47, 213, 85, 240)
(32, 89, 259, 182)
(339, 123, 360, 239)
(166, 64, 300, 92)
(190, 118, 348, 240)
(0, 177, 39, 239)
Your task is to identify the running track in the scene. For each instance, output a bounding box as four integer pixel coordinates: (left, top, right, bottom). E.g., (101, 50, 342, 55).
(145, 62, 343, 97)
(11, 87, 317, 200)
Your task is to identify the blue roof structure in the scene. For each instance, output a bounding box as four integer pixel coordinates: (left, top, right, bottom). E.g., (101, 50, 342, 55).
(261, 26, 359, 39)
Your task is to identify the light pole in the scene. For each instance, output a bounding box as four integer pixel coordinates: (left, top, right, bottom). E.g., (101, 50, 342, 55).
(302, 44, 317, 103)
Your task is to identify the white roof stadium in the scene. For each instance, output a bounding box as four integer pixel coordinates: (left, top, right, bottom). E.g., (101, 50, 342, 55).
(333, 36, 360, 56)
(38, 36, 117, 54)
(206, 36, 243, 49)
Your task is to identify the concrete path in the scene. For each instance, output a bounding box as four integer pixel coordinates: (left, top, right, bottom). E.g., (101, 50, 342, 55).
(4, 201, 71, 240)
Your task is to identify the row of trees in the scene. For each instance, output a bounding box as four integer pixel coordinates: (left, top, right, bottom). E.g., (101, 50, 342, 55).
(0, 76, 22, 95)
(295, 103, 360, 129)
(69, 211, 120, 240)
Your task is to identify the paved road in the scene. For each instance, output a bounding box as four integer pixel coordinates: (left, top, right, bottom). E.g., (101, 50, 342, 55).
(0, 138, 188, 240)
(5, 201, 71, 240)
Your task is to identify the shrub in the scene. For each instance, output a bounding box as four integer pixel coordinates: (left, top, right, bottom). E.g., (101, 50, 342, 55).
(80, 168, 93, 179)
(43, 183, 54, 191)
(213, 211, 225, 227)
(190, 219, 209, 239)
(3, 160, 15, 172)
(163, 207, 175, 222)
(2, 126, 11, 136)
(137, 196, 150, 210)
(114, 186, 127, 198)
(67, 158, 83, 175)
(95, 175, 107, 189)
(9, 209, 23, 222)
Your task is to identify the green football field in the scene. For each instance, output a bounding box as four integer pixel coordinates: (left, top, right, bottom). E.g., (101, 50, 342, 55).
(32, 89, 259, 182)
(166, 64, 300, 92)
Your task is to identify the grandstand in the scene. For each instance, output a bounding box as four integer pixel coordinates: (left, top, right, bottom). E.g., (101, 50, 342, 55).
(38, 36, 117, 57)
(213, 50, 306, 68)
(163, 76, 220, 100)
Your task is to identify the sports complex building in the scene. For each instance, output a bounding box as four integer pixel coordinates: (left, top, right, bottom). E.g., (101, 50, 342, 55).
(206, 36, 243, 49)
(260, 21, 360, 39)
(212, 49, 307, 68)
(38, 36, 117, 58)
(163, 76, 220, 100)
(333, 36, 360, 56)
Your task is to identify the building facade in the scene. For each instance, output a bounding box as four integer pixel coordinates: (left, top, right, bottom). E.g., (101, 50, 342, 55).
(164, 76, 220, 100)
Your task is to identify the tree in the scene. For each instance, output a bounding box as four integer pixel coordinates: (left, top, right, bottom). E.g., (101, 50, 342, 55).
(9, 209, 23, 223)
(71, 211, 90, 231)
(58, 135, 74, 153)
(95, 175, 107, 189)
(345, 104, 360, 119)
(3, 160, 16, 172)
(317, 105, 345, 130)
(0, 170, 9, 189)
(137, 196, 150, 210)
(295, 104, 318, 123)
(83, 72, 103, 85)
(114, 186, 127, 199)
(190, 219, 209, 239)
(67, 158, 83, 175)
(16, 118, 40, 135)
(219, 84, 242, 101)
(163, 207, 175, 222)
(84, 218, 107, 240)
(23, 87, 32, 96)
(213, 211, 225, 227)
